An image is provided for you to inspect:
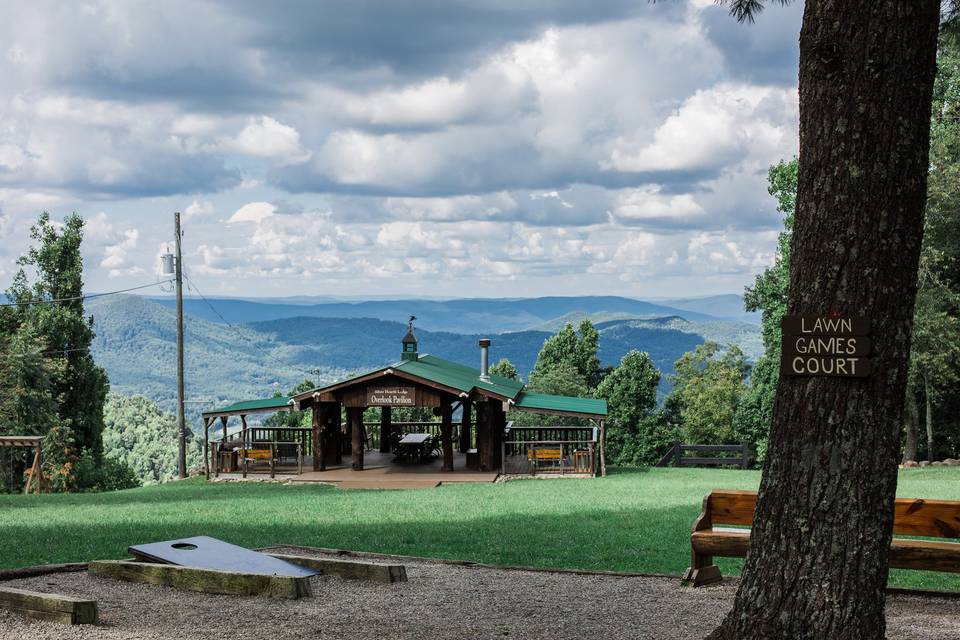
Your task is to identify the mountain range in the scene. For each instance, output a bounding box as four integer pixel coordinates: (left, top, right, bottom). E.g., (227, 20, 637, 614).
(87, 294, 762, 428)
(148, 294, 759, 333)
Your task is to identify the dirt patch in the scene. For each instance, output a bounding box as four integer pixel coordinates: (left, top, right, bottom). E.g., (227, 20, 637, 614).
(0, 550, 957, 639)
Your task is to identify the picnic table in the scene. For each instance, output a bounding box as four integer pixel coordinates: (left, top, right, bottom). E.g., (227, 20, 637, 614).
(393, 433, 438, 464)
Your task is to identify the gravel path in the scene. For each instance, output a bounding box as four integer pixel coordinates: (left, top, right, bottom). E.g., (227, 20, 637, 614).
(0, 550, 957, 640)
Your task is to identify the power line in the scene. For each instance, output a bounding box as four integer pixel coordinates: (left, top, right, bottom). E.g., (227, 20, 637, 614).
(0, 280, 174, 308)
(181, 270, 326, 382)
(0, 346, 93, 360)
(182, 272, 232, 325)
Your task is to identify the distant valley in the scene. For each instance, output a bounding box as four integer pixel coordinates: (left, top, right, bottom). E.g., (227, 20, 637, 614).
(89, 294, 761, 429)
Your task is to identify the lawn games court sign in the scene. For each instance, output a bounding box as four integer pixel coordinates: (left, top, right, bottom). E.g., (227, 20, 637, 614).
(781, 315, 872, 378)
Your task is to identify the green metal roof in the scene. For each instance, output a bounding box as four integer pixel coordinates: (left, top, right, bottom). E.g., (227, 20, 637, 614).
(203, 395, 293, 417)
(291, 352, 602, 419)
(392, 354, 524, 399)
(513, 392, 607, 417)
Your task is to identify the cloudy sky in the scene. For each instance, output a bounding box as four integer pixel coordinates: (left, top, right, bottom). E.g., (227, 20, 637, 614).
(0, 0, 802, 300)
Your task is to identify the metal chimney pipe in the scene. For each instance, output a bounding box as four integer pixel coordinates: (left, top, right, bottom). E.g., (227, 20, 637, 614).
(479, 338, 491, 382)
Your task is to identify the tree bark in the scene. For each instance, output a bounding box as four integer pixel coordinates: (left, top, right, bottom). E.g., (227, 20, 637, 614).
(923, 373, 935, 461)
(707, 3, 939, 640)
(903, 388, 918, 463)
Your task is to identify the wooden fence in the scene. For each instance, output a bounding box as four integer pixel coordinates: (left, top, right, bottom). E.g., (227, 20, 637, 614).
(655, 441, 752, 469)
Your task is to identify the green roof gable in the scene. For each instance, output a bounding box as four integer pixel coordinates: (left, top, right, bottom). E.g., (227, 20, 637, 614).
(203, 396, 292, 417)
(513, 392, 607, 417)
(392, 354, 523, 399)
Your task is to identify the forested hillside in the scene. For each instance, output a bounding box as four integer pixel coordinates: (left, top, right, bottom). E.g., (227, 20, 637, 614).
(88, 295, 761, 424)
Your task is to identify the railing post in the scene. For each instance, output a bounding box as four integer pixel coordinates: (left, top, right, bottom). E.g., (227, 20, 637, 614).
(741, 441, 750, 469)
(674, 440, 682, 467)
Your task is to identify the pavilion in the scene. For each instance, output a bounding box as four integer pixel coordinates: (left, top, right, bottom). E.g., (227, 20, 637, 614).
(202, 321, 607, 484)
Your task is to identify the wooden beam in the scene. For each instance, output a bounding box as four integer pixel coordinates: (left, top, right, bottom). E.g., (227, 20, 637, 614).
(266, 553, 406, 583)
(441, 400, 454, 472)
(88, 560, 310, 599)
(0, 586, 97, 625)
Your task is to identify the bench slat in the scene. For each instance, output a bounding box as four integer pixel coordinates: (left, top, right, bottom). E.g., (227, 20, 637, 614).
(693, 528, 960, 573)
(708, 491, 960, 538)
(708, 491, 757, 526)
(893, 499, 960, 538)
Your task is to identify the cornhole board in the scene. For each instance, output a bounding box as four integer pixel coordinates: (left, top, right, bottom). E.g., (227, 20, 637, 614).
(128, 536, 317, 578)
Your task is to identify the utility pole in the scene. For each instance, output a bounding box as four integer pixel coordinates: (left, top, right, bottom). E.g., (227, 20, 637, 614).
(175, 212, 187, 479)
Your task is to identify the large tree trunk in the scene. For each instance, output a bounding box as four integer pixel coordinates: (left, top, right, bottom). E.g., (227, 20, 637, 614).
(923, 373, 935, 461)
(707, 3, 939, 640)
(903, 387, 919, 463)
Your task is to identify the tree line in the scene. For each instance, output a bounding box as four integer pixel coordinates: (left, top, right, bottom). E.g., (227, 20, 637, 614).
(0, 213, 201, 492)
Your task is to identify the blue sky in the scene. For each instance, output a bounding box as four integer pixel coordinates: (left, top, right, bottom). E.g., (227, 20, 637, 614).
(0, 0, 802, 299)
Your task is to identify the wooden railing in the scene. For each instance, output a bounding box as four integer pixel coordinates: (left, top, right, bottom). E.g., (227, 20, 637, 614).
(209, 427, 312, 477)
(655, 441, 752, 469)
(501, 425, 599, 476)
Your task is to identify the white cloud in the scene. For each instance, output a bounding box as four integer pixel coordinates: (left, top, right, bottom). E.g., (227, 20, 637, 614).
(183, 199, 214, 220)
(228, 201, 276, 224)
(612, 186, 706, 224)
(0, 2, 802, 297)
(606, 83, 797, 173)
(224, 116, 311, 164)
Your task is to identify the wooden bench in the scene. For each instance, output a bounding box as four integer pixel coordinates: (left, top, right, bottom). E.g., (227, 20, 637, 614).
(683, 489, 960, 587)
(528, 447, 563, 462)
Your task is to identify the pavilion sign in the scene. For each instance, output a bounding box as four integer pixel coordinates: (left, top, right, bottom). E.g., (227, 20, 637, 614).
(366, 386, 416, 406)
(780, 315, 873, 378)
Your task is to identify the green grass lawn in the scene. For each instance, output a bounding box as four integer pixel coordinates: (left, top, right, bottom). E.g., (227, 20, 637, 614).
(2, 467, 958, 591)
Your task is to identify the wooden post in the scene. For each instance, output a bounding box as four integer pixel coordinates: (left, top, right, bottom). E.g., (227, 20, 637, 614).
(459, 401, 472, 453)
(441, 400, 454, 472)
(24, 447, 40, 495)
(241, 415, 248, 479)
(270, 432, 276, 479)
(475, 400, 488, 470)
(490, 401, 505, 472)
(478, 400, 505, 472)
(203, 417, 210, 480)
(350, 407, 365, 471)
(36, 442, 43, 494)
(380, 406, 392, 453)
(673, 439, 682, 467)
(312, 405, 323, 472)
(599, 420, 607, 478)
(336, 404, 344, 465)
(741, 440, 750, 470)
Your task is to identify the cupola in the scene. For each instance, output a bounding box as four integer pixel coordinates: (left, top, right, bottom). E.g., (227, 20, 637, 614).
(401, 315, 418, 361)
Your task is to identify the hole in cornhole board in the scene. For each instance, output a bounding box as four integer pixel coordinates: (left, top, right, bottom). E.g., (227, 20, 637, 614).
(128, 536, 317, 578)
